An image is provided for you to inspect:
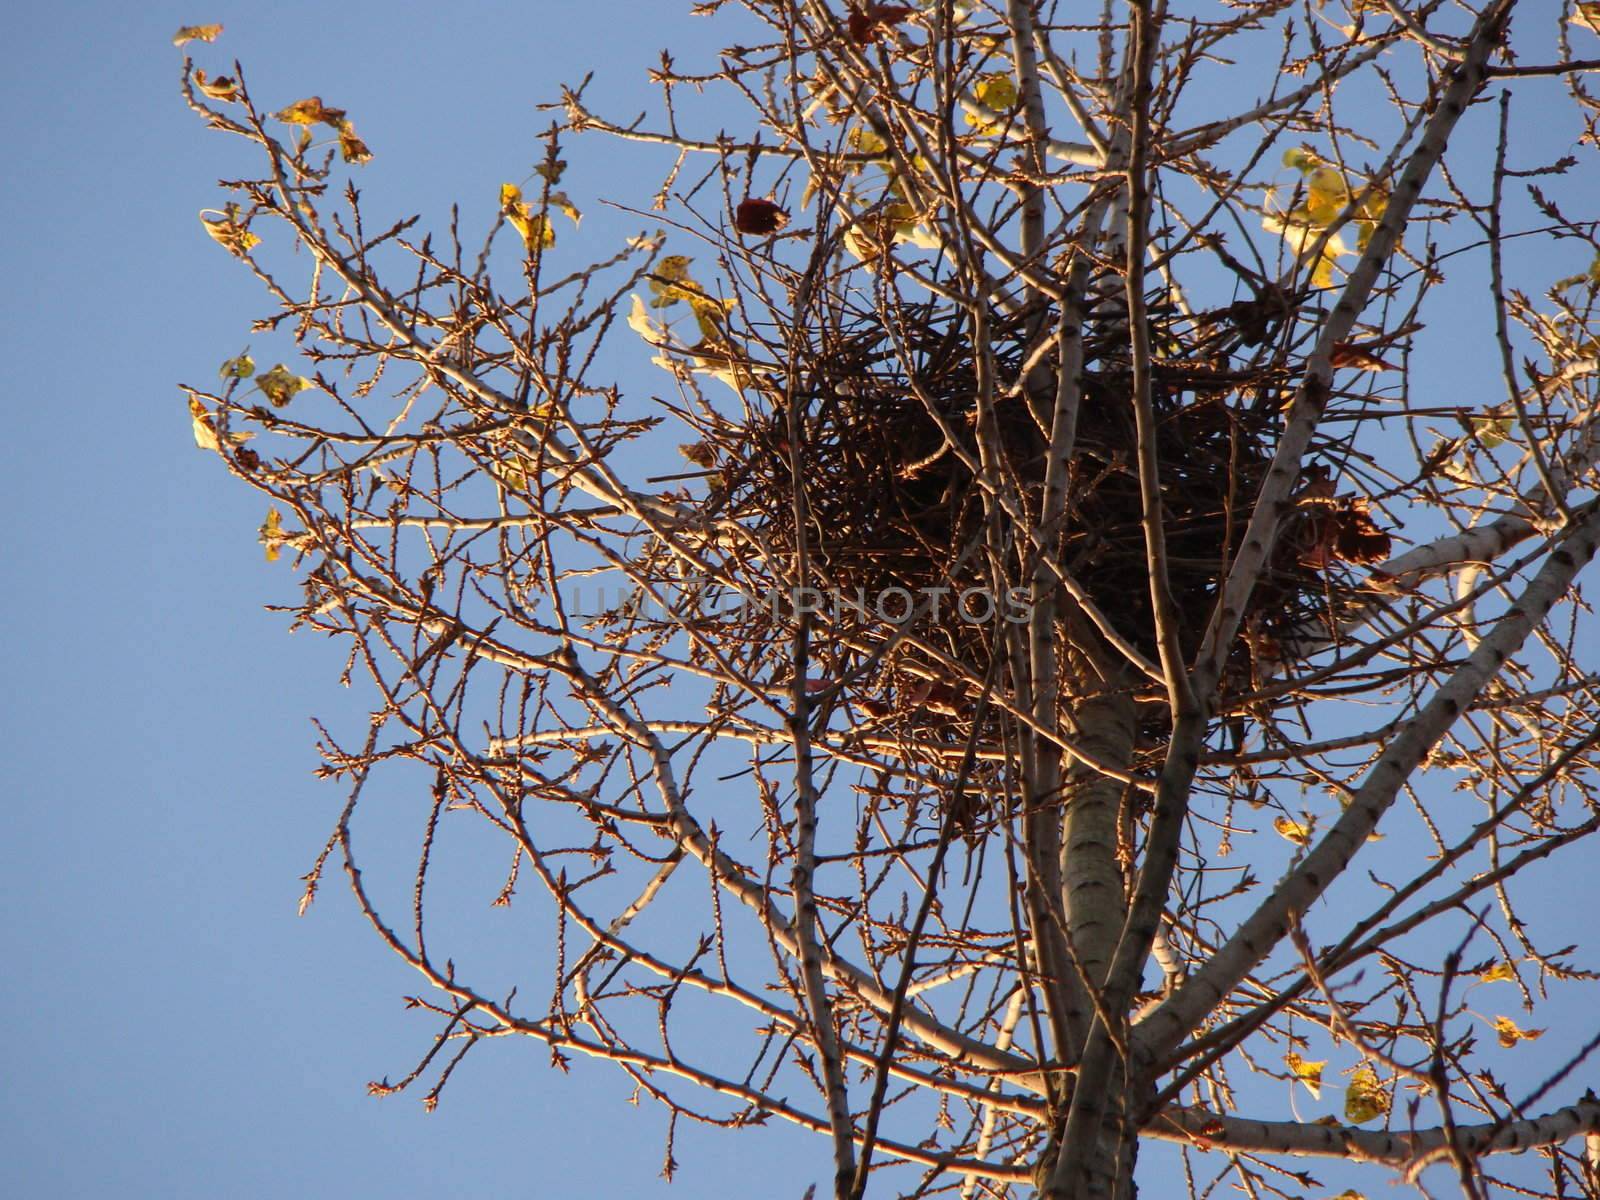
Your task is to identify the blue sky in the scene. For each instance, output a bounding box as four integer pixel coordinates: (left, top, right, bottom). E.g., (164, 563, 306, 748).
(5, 4, 1598, 1198)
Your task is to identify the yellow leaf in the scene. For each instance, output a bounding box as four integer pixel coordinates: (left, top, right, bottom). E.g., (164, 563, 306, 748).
(189, 396, 254, 451)
(173, 24, 223, 46)
(219, 352, 255, 381)
(886, 200, 941, 249)
(259, 508, 287, 563)
(965, 72, 1018, 135)
(1344, 1063, 1389, 1124)
(1262, 209, 1350, 287)
(1354, 183, 1389, 251)
(338, 123, 372, 165)
(1321, 229, 1353, 262)
(679, 441, 716, 468)
(1472, 415, 1514, 449)
(1441, 451, 1479, 486)
(1266, 153, 1384, 282)
(1478, 960, 1517, 984)
(200, 205, 260, 257)
(510, 211, 554, 249)
(650, 353, 689, 380)
(493, 455, 531, 492)
(548, 192, 581, 227)
(627, 294, 668, 345)
(1285, 1052, 1327, 1099)
(1333, 1192, 1367, 1199)
(690, 295, 738, 341)
(975, 73, 1018, 108)
(1573, 2, 1600, 34)
(1493, 1016, 1545, 1047)
(844, 220, 878, 264)
(257, 363, 311, 407)
(500, 185, 554, 250)
(194, 69, 238, 102)
(1305, 166, 1349, 225)
(648, 255, 700, 308)
(847, 126, 889, 159)
(687, 340, 754, 394)
(190, 397, 220, 451)
(274, 97, 346, 128)
(535, 159, 567, 185)
(1274, 815, 1312, 846)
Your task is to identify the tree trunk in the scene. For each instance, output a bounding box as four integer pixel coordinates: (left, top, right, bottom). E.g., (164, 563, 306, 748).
(1033, 664, 1142, 1200)
(1035, 1069, 1142, 1200)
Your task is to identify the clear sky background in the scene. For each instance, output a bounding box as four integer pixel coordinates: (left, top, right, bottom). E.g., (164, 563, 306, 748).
(4, 4, 1597, 1199)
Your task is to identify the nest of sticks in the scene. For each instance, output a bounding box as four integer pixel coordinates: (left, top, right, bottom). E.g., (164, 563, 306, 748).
(689, 289, 1389, 747)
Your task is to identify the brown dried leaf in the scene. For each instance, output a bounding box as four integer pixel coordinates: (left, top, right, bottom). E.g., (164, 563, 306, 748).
(200, 204, 260, 257)
(1494, 1016, 1545, 1047)
(1329, 342, 1398, 372)
(194, 69, 238, 102)
(275, 97, 347, 128)
(173, 24, 223, 46)
(338, 124, 373, 164)
(734, 197, 790, 235)
(679, 441, 717, 468)
(848, 4, 916, 44)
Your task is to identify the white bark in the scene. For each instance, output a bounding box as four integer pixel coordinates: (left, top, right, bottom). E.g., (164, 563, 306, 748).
(1152, 1098, 1600, 1165)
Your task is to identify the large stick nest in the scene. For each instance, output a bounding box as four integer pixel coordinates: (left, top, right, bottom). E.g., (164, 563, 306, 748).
(691, 289, 1389, 743)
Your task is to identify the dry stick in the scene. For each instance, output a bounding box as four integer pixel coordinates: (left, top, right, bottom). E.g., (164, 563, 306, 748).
(283, 152, 1160, 798)
(1121, 3, 1195, 720)
(782, 226, 858, 1200)
(1421, 938, 1488, 1200)
(1377, 0, 1466, 62)
(1486, 92, 1572, 524)
(794, 0, 1080, 305)
(1024, 214, 1115, 1062)
(961, 987, 1029, 1200)
(1006, 0, 1052, 289)
(245, 116, 812, 734)
(1285, 921, 1431, 1086)
(1165, 37, 1395, 158)
(350, 880, 1037, 1184)
(1488, 57, 1600, 77)
(1141, 0, 1516, 1021)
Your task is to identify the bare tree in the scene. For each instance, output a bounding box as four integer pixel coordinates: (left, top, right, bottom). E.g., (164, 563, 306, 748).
(177, 3, 1600, 1197)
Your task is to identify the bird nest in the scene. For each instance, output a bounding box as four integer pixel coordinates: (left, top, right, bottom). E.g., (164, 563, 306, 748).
(691, 292, 1389, 742)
